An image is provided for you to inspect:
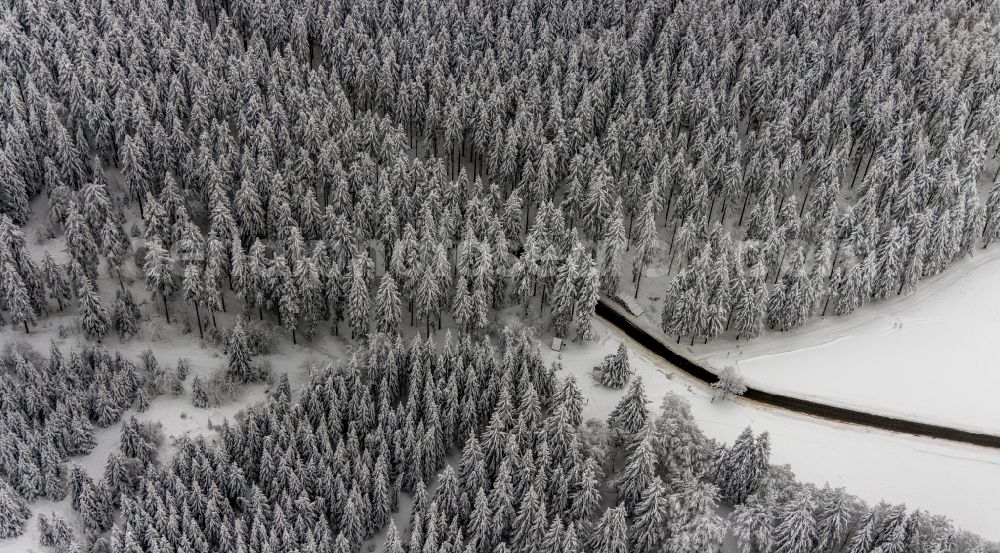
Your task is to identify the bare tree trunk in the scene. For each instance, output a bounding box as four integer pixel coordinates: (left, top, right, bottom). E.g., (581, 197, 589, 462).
(849, 153, 865, 189)
(738, 191, 751, 226)
(829, 243, 840, 278)
(773, 246, 787, 284)
(626, 212, 634, 251)
(164, 296, 171, 324)
(799, 182, 811, 217)
(194, 305, 203, 339)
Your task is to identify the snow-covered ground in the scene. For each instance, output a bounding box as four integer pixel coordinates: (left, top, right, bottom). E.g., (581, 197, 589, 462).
(534, 318, 1000, 541)
(685, 245, 1000, 435)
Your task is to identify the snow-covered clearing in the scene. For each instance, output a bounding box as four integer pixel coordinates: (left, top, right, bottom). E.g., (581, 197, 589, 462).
(538, 318, 1000, 540)
(685, 245, 1000, 435)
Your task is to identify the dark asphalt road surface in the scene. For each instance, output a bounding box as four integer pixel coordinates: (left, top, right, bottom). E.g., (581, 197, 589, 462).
(595, 298, 1000, 449)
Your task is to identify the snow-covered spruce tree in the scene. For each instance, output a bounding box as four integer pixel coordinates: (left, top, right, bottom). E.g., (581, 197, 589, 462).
(2, 259, 36, 333)
(599, 198, 627, 296)
(550, 257, 578, 339)
(182, 262, 205, 339)
(574, 258, 600, 342)
(192, 375, 209, 408)
(101, 219, 130, 290)
(607, 377, 649, 443)
(42, 251, 71, 311)
(37, 512, 74, 548)
(348, 262, 370, 339)
(0, 480, 30, 539)
(0, 148, 29, 225)
(275, 255, 301, 344)
(79, 478, 113, 541)
(588, 505, 629, 553)
(629, 475, 670, 552)
(64, 201, 100, 283)
(374, 272, 402, 335)
(631, 203, 657, 299)
(617, 422, 658, 514)
(717, 427, 771, 504)
(111, 289, 141, 340)
(732, 489, 776, 553)
(143, 239, 177, 324)
(78, 275, 110, 340)
(451, 275, 474, 334)
(596, 342, 631, 388)
(227, 317, 256, 383)
(771, 490, 817, 553)
(813, 487, 858, 552)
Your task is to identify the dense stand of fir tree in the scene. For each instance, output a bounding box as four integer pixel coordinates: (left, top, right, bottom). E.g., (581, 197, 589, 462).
(0, 333, 989, 550)
(0, 0, 996, 345)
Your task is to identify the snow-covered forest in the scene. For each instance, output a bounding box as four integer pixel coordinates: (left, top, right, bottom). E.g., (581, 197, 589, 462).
(0, 0, 999, 550)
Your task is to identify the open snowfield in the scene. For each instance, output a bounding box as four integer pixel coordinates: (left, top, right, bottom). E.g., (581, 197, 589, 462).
(685, 245, 1000, 435)
(531, 318, 1000, 540)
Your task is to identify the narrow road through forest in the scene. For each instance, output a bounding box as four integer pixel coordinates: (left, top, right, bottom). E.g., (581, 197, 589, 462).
(595, 297, 1000, 449)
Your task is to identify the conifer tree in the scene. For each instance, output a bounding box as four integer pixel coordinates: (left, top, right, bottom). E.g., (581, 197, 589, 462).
(348, 263, 371, 339)
(582, 161, 614, 241)
(2, 260, 36, 333)
(111, 289, 141, 340)
(64, 201, 100, 281)
(588, 505, 628, 553)
(121, 135, 150, 217)
(101, 230, 128, 293)
(550, 258, 578, 338)
(717, 427, 769, 504)
(192, 375, 209, 408)
(631, 203, 657, 299)
(374, 272, 402, 335)
(78, 275, 110, 340)
(608, 377, 649, 445)
(42, 251, 71, 311)
(772, 491, 818, 553)
(228, 317, 255, 383)
(452, 275, 474, 334)
(183, 262, 205, 339)
(143, 239, 177, 323)
(617, 422, 657, 513)
(599, 199, 627, 295)
(384, 520, 404, 553)
(813, 488, 857, 553)
(597, 343, 631, 388)
(79, 479, 113, 540)
(666, 478, 726, 553)
(629, 476, 669, 553)
(574, 261, 599, 341)
(0, 481, 30, 539)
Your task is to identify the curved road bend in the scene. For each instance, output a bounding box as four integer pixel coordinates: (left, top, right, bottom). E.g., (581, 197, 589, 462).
(595, 298, 1000, 449)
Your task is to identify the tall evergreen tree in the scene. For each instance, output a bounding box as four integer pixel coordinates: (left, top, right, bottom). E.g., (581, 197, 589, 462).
(144, 239, 177, 323)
